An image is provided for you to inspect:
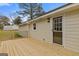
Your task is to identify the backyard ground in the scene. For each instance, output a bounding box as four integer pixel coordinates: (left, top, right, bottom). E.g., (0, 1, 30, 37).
(0, 38, 79, 56)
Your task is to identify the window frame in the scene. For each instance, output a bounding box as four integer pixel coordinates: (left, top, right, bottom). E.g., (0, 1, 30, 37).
(33, 23, 36, 30)
(47, 18, 50, 23)
(53, 16, 62, 32)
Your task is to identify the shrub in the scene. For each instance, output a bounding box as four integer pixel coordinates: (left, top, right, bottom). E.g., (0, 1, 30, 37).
(15, 32, 23, 38)
(0, 24, 3, 30)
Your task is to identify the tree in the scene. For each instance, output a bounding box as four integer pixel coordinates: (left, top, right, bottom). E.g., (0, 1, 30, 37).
(17, 3, 45, 20)
(33, 4, 45, 18)
(0, 15, 10, 25)
(0, 15, 10, 29)
(13, 16, 22, 25)
(0, 24, 3, 30)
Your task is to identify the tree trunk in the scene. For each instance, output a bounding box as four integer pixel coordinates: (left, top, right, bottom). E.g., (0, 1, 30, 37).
(30, 3, 33, 19)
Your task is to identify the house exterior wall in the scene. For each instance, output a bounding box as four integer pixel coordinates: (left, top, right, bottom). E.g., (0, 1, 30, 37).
(19, 25, 29, 31)
(29, 18, 53, 44)
(28, 9, 79, 52)
(3, 25, 19, 30)
(19, 4, 79, 52)
(19, 25, 29, 37)
(63, 9, 79, 52)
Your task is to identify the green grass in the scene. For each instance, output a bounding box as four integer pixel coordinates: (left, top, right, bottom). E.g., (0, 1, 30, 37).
(0, 30, 23, 46)
(0, 30, 22, 41)
(0, 30, 15, 41)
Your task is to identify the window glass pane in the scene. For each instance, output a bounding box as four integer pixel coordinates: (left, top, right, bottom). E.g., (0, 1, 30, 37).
(53, 16, 62, 31)
(54, 27, 55, 30)
(57, 27, 59, 31)
(55, 19, 57, 23)
(47, 18, 50, 23)
(60, 23, 62, 28)
(60, 27, 62, 31)
(33, 23, 36, 30)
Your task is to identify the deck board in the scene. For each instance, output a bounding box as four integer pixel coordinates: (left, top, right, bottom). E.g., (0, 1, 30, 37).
(0, 38, 79, 56)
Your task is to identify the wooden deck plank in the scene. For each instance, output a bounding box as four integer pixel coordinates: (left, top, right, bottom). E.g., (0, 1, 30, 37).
(0, 38, 79, 56)
(12, 40, 28, 56)
(19, 39, 44, 55)
(8, 40, 21, 56)
(13, 39, 36, 55)
(6, 41, 15, 56)
(20, 39, 56, 56)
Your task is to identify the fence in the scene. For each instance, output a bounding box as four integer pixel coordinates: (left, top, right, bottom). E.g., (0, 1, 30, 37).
(0, 30, 29, 42)
(3, 25, 19, 31)
(0, 30, 17, 41)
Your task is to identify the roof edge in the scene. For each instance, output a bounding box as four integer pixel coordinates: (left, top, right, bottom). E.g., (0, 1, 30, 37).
(20, 3, 73, 26)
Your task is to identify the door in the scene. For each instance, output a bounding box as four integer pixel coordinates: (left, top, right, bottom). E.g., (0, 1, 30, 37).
(53, 16, 62, 45)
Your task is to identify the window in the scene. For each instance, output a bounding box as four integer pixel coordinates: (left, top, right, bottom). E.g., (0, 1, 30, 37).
(47, 18, 50, 23)
(53, 16, 62, 32)
(33, 23, 36, 30)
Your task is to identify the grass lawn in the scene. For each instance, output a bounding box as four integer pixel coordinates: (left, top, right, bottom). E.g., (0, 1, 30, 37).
(0, 30, 15, 41)
(0, 30, 23, 46)
(0, 30, 22, 41)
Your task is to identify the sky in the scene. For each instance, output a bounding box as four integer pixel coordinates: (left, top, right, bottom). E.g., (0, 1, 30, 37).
(0, 3, 65, 21)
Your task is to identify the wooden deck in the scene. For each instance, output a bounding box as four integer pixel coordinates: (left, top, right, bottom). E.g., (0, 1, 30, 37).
(0, 38, 79, 56)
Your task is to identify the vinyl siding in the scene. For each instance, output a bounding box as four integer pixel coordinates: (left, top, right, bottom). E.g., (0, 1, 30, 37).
(19, 25, 29, 37)
(63, 9, 79, 52)
(29, 18, 53, 44)
(19, 6, 79, 52)
(19, 25, 29, 31)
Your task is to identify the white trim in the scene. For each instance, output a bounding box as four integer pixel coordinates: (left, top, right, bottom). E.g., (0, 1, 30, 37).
(62, 13, 66, 46)
(62, 15, 64, 46)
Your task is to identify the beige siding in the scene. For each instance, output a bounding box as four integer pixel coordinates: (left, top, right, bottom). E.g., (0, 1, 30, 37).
(19, 5, 79, 52)
(63, 9, 79, 52)
(29, 18, 53, 44)
(19, 25, 29, 31)
(19, 25, 29, 37)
